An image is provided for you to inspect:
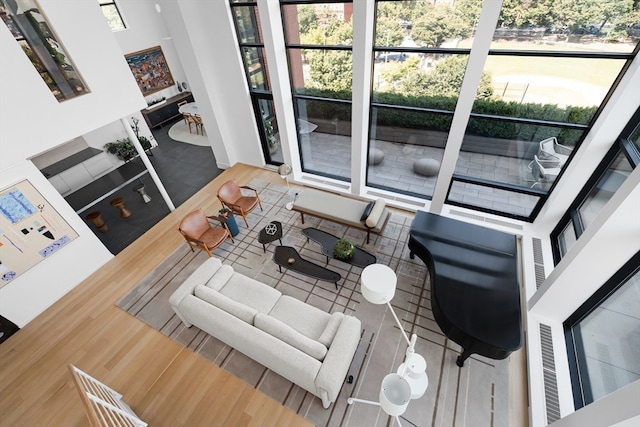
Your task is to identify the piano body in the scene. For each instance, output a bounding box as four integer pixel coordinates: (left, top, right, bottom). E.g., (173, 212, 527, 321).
(408, 211, 522, 367)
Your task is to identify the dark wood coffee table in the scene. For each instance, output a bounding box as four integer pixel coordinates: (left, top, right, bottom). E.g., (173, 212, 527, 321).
(302, 228, 376, 268)
(273, 246, 341, 289)
(258, 221, 283, 253)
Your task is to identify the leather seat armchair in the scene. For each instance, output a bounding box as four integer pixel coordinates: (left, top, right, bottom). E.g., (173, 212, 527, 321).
(179, 209, 233, 257)
(216, 180, 262, 227)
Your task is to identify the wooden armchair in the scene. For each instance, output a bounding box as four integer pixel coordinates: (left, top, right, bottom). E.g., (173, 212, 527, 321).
(216, 180, 262, 227)
(178, 209, 233, 257)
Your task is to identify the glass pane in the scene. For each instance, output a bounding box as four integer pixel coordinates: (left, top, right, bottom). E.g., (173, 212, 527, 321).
(492, 0, 639, 53)
(234, 6, 260, 43)
(573, 269, 640, 402)
(100, 4, 125, 31)
(259, 98, 283, 164)
(558, 220, 577, 257)
(2, 0, 89, 101)
(630, 121, 640, 155)
(367, 106, 452, 198)
(288, 48, 353, 97)
(283, 3, 353, 46)
(372, 53, 468, 106)
(578, 150, 633, 229)
(457, 118, 583, 190)
(475, 56, 627, 124)
(375, 0, 481, 48)
(296, 98, 351, 181)
(242, 47, 270, 91)
(448, 181, 540, 217)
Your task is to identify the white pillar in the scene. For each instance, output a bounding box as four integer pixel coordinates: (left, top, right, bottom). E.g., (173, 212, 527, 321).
(121, 118, 175, 211)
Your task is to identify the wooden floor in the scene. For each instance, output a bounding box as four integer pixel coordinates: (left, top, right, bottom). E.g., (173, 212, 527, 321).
(0, 165, 312, 427)
(0, 163, 528, 427)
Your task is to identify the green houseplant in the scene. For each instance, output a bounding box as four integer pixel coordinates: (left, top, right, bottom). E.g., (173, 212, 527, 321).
(104, 117, 153, 161)
(333, 238, 355, 260)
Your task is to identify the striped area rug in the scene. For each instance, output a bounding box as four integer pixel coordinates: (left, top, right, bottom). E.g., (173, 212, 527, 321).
(116, 179, 509, 427)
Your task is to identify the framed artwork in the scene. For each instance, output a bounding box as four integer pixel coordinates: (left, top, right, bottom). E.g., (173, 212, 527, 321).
(125, 46, 175, 96)
(0, 180, 78, 287)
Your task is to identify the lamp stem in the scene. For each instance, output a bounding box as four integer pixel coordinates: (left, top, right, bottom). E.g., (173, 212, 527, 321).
(385, 299, 412, 349)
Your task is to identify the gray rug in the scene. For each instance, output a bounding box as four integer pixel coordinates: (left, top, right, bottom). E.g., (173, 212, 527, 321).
(116, 179, 509, 427)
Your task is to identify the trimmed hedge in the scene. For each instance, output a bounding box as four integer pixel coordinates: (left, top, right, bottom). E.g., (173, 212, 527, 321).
(296, 88, 595, 145)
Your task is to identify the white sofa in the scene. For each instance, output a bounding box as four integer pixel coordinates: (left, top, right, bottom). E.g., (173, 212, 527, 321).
(169, 258, 362, 409)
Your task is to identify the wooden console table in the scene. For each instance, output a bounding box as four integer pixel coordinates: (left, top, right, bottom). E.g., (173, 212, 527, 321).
(142, 92, 194, 128)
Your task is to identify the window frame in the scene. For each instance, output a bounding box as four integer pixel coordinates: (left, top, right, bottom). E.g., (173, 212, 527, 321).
(551, 106, 640, 263)
(98, 0, 126, 31)
(563, 250, 640, 409)
(281, 0, 354, 182)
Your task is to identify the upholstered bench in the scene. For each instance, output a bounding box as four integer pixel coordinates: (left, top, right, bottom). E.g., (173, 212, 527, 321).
(291, 189, 391, 243)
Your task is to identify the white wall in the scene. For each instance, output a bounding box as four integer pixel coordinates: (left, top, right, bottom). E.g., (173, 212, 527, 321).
(0, 0, 145, 326)
(156, 0, 265, 169)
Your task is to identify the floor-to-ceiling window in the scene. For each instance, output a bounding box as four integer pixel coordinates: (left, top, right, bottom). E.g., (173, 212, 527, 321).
(447, 0, 639, 220)
(282, 1, 353, 182)
(230, 0, 283, 165)
(367, 0, 479, 199)
(552, 107, 639, 262)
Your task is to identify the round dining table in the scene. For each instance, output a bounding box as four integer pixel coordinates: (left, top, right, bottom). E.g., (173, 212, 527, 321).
(178, 102, 198, 115)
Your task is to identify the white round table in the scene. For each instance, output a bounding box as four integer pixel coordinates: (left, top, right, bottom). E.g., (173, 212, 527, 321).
(178, 102, 198, 115)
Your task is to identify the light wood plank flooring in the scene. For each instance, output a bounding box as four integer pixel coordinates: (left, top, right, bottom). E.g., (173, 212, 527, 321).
(0, 164, 312, 427)
(0, 163, 528, 426)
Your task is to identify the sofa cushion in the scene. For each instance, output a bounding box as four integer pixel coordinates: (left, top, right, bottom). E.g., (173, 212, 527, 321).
(219, 274, 281, 314)
(205, 264, 234, 291)
(318, 312, 345, 347)
(195, 285, 256, 324)
(254, 313, 328, 361)
(269, 295, 330, 340)
(365, 198, 386, 228)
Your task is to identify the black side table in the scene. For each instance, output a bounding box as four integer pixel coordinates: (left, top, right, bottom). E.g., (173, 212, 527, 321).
(258, 221, 283, 252)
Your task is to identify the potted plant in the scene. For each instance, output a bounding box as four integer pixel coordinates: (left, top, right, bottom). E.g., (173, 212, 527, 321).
(103, 117, 153, 161)
(218, 207, 239, 237)
(218, 207, 232, 218)
(333, 238, 355, 260)
(104, 138, 138, 161)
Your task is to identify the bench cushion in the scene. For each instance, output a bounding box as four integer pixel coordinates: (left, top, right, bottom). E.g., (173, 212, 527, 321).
(293, 189, 389, 233)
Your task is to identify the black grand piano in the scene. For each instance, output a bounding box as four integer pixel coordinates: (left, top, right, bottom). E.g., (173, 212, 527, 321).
(408, 211, 522, 367)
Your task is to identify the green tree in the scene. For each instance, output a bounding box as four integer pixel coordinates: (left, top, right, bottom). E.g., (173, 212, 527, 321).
(297, 5, 317, 34)
(410, 5, 471, 47)
(383, 55, 493, 100)
(306, 50, 352, 92)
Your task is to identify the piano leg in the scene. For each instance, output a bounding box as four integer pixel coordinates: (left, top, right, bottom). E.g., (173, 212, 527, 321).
(456, 348, 473, 367)
(409, 251, 415, 259)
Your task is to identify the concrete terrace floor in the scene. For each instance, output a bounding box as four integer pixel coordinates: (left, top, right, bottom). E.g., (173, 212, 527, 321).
(297, 131, 545, 217)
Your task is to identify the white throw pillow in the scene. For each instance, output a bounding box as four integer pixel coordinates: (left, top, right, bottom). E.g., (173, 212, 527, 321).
(195, 285, 257, 324)
(254, 313, 328, 361)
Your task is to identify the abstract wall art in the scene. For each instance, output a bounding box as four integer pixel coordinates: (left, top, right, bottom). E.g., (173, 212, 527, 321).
(0, 180, 78, 287)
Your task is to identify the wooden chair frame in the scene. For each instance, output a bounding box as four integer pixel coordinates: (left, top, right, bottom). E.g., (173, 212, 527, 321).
(217, 182, 263, 227)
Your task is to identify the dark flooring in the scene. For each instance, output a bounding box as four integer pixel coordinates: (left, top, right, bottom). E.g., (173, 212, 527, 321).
(82, 118, 222, 255)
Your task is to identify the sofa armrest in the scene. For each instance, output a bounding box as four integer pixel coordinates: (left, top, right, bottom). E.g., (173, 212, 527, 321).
(314, 315, 361, 408)
(169, 258, 222, 324)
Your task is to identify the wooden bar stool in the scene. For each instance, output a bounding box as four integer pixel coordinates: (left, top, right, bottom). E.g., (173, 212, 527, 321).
(110, 197, 132, 218)
(85, 211, 108, 232)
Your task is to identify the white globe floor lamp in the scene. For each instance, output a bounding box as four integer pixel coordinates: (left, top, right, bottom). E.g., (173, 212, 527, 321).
(277, 164, 294, 209)
(347, 264, 428, 426)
